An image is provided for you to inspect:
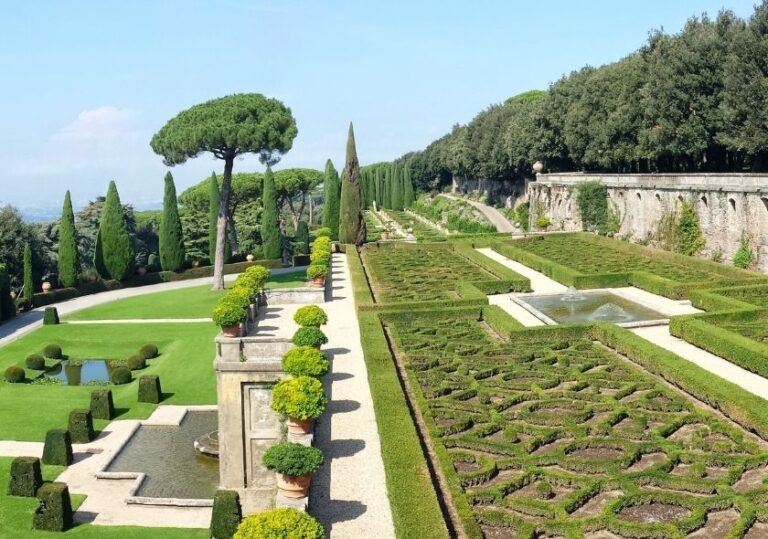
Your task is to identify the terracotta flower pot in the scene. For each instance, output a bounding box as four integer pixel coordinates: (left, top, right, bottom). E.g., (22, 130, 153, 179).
(276, 473, 312, 499)
(286, 417, 313, 435)
(221, 324, 241, 337)
(311, 276, 325, 287)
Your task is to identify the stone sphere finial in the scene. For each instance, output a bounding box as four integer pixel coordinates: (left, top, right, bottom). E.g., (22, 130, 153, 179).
(533, 161, 544, 174)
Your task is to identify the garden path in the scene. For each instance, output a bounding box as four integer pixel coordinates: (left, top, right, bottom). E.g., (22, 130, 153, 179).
(442, 194, 516, 232)
(0, 267, 305, 348)
(475, 247, 567, 294)
(310, 252, 396, 539)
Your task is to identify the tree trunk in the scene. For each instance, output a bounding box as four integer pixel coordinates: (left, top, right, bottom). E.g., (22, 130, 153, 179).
(227, 212, 239, 254)
(213, 155, 234, 290)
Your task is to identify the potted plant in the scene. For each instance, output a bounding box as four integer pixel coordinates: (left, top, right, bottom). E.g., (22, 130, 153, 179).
(262, 442, 324, 498)
(271, 376, 327, 434)
(292, 327, 328, 349)
(293, 305, 328, 328)
(282, 346, 329, 377)
(306, 263, 328, 287)
(212, 297, 247, 337)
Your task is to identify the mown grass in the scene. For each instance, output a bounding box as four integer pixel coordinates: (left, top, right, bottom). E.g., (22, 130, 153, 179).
(0, 323, 217, 440)
(0, 457, 208, 538)
(65, 269, 307, 320)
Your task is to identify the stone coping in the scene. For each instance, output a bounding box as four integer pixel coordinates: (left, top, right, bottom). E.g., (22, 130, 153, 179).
(95, 405, 219, 508)
(536, 172, 768, 193)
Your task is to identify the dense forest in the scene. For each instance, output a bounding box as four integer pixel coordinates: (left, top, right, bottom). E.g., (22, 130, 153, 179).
(400, 3, 768, 192)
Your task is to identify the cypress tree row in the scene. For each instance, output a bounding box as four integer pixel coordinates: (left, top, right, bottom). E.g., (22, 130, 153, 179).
(58, 190, 79, 288)
(22, 242, 33, 303)
(159, 172, 186, 271)
(403, 164, 415, 208)
(374, 168, 382, 210)
(322, 159, 341, 240)
(94, 181, 134, 281)
(295, 221, 310, 255)
(338, 122, 366, 245)
(261, 166, 281, 259)
(391, 163, 403, 211)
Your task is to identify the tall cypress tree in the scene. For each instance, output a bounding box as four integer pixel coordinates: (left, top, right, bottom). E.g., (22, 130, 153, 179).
(391, 163, 403, 211)
(322, 159, 341, 240)
(22, 242, 33, 303)
(403, 164, 415, 208)
(338, 122, 366, 245)
(58, 190, 79, 287)
(374, 167, 382, 209)
(261, 166, 281, 259)
(159, 171, 186, 271)
(94, 181, 134, 281)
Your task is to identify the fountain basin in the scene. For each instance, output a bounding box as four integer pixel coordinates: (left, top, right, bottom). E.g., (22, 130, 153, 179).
(44, 359, 110, 385)
(517, 291, 666, 326)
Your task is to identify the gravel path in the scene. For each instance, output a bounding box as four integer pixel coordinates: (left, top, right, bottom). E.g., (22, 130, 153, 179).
(310, 253, 396, 539)
(442, 194, 516, 232)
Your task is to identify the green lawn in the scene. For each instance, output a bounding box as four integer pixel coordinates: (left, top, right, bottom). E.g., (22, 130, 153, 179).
(0, 323, 217, 441)
(0, 457, 207, 538)
(65, 269, 307, 321)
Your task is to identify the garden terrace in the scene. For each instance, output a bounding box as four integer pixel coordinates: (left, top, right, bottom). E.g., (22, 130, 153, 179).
(385, 210, 447, 242)
(493, 233, 764, 299)
(383, 307, 768, 539)
(410, 194, 497, 234)
(358, 242, 530, 307)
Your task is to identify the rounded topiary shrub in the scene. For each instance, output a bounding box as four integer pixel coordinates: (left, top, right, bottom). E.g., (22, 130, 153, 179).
(42, 429, 73, 466)
(25, 354, 45, 370)
(262, 442, 324, 477)
(282, 347, 329, 378)
(4, 366, 25, 383)
(210, 489, 242, 539)
(233, 508, 325, 539)
(33, 482, 73, 532)
(43, 344, 62, 359)
(110, 366, 132, 385)
(271, 376, 327, 420)
(292, 327, 328, 349)
(139, 344, 158, 360)
(293, 305, 328, 328)
(7, 456, 43, 497)
(127, 355, 146, 371)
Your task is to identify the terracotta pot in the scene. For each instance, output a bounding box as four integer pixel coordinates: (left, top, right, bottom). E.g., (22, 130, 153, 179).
(276, 473, 312, 499)
(41, 281, 52, 293)
(221, 324, 241, 337)
(311, 276, 325, 287)
(246, 254, 255, 262)
(286, 417, 313, 435)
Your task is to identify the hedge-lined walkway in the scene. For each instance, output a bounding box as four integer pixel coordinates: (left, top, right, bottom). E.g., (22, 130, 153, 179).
(310, 252, 396, 539)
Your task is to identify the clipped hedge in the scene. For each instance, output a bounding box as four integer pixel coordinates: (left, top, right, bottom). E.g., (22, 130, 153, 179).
(139, 344, 159, 359)
(210, 489, 242, 539)
(4, 365, 25, 383)
(25, 354, 45, 370)
(90, 389, 114, 420)
(33, 482, 73, 532)
(43, 307, 59, 325)
(7, 456, 42, 497)
(68, 409, 95, 444)
(110, 366, 131, 385)
(42, 429, 73, 466)
(43, 344, 62, 359)
(138, 375, 162, 404)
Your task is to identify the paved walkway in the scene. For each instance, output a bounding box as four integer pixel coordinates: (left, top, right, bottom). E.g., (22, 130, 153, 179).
(310, 253, 396, 539)
(476, 247, 567, 294)
(443, 194, 516, 232)
(0, 267, 304, 348)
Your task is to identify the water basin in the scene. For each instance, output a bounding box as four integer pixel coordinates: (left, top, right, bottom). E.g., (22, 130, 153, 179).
(44, 359, 110, 385)
(106, 410, 219, 500)
(520, 291, 665, 325)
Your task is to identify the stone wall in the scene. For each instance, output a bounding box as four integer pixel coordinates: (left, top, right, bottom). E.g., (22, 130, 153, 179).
(451, 175, 528, 207)
(528, 172, 768, 272)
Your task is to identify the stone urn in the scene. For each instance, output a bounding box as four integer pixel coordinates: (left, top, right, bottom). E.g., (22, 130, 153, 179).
(533, 161, 544, 174)
(246, 254, 255, 262)
(41, 281, 52, 293)
(137, 267, 147, 276)
(276, 473, 312, 499)
(381, 231, 390, 240)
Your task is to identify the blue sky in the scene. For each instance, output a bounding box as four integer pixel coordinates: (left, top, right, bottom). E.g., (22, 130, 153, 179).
(0, 0, 757, 216)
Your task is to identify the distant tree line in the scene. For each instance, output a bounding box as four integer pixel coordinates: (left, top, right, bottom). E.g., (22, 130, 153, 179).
(401, 3, 768, 191)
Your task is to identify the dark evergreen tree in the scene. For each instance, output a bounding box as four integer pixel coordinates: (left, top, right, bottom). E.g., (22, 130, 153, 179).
(391, 163, 404, 211)
(261, 166, 281, 259)
(0, 264, 13, 321)
(22, 243, 33, 303)
(94, 181, 134, 281)
(322, 160, 341, 240)
(338, 122, 366, 245)
(58, 191, 79, 288)
(403, 164, 415, 207)
(295, 221, 310, 255)
(374, 167, 383, 209)
(159, 172, 186, 271)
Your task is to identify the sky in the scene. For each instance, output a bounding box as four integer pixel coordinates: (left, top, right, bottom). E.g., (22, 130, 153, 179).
(0, 0, 758, 219)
